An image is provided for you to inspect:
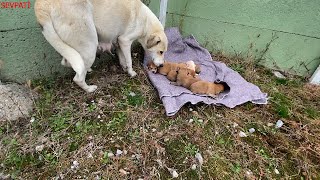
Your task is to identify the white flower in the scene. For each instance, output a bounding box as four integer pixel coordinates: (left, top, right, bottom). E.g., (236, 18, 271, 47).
(189, 119, 194, 123)
(191, 164, 197, 170)
(274, 168, 280, 174)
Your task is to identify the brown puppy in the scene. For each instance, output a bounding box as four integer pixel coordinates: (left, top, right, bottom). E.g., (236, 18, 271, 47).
(190, 81, 225, 97)
(147, 60, 200, 81)
(172, 68, 201, 88)
(174, 67, 224, 97)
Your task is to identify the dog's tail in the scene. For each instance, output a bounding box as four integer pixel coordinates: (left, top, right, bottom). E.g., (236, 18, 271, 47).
(41, 21, 84, 69)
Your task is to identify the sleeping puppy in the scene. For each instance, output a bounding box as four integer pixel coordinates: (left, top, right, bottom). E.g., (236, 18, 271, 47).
(174, 67, 225, 97)
(147, 60, 201, 81)
(190, 81, 225, 98)
(171, 68, 200, 88)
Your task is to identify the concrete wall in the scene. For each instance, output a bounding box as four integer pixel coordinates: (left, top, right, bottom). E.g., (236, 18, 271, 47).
(0, 0, 70, 83)
(150, 0, 320, 76)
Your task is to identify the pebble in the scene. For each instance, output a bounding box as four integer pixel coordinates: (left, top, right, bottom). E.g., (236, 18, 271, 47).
(116, 149, 123, 156)
(30, 117, 35, 123)
(275, 120, 284, 128)
(35, 145, 44, 152)
(195, 153, 203, 166)
(239, 131, 247, 137)
(249, 128, 255, 133)
(107, 152, 114, 157)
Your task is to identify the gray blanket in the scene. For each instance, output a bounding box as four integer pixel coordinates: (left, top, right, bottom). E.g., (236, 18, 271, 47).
(144, 27, 268, 116)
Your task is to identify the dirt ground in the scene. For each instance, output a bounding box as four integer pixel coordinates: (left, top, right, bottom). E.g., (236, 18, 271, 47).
(0, 50, 319, 179)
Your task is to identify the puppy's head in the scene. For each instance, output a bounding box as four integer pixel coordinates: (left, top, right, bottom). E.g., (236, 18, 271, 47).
(147, 60, 158, 73)
(145, 31, 168, 67)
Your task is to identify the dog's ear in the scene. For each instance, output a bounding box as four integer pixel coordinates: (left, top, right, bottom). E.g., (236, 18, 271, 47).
(147, 34, 161, 49)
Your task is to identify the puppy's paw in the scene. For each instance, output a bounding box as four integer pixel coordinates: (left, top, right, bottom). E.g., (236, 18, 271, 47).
(87, 68, 93, 73)
(128, 70, 137, 77)
(86, 85, 98, 93)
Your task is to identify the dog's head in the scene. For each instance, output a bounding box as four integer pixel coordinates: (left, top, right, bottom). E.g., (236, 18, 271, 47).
(145, 31, 168, 67)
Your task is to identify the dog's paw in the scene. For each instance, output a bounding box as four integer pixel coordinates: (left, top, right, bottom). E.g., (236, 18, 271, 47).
(86, 85, 98, 93)
(128, 70, 137, 77)
(87, 68, 93, 73)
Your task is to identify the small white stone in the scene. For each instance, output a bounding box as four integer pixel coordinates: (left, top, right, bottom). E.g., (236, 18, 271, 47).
(189, 108, 193, 112)
(274, 168, 280, 174)
(35, 145, 44, 152)
(129, 92, 136, 97)
(246, 170, 253, 176)
(73, 161, 79, 166)
(232, 122, 239, 128)
(123, 150, 128, 155)
(116, 149, 123, 156)
(249, 128, 255, 133)
(168, 168, 179, 178)
(267, 123, 274, 127)
(30, 117, 35, 123)
(275, 120, 284, 129)
(195, 153, 203, 166)
(119, 169, 129, 175)
(71, 161, 79, 169)
(189, 119, 194, 123)
(87, 153, 93, 159)
(273, 71, 286, 79)
(97, 115, 101, 119)
(197, 119, 203, 123)
(107, 152, 114, 157)
(239, 131, 247, 137)
(191, 164, 197, 170)
(152, 128, 157, 132)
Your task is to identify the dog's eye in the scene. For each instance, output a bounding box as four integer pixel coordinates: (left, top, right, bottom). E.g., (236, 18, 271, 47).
(159, 51, 163, 55)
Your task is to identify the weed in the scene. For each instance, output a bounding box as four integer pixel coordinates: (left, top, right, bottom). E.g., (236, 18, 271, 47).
(184, 143, 198, 156)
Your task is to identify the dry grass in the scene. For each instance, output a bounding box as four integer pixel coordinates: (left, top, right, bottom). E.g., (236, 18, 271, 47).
(0, 50, 319, 179)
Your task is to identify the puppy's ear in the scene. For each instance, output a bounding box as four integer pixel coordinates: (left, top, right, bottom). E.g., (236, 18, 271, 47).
(147, 34, 161, 49)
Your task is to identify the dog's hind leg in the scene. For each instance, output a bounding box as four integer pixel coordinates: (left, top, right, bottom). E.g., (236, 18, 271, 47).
(41, 22, 97, 93)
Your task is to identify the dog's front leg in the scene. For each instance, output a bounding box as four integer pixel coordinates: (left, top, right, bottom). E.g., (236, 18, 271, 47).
(118, 36, 137, 77)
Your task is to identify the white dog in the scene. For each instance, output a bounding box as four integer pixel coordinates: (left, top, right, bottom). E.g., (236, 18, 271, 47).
(34, 0, 168, 92)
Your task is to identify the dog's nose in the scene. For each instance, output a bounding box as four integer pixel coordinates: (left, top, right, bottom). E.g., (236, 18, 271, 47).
(159, 64, 164, 67)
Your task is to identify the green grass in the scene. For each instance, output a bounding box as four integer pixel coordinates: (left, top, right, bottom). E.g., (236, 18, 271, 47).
(0, 52, 319, 179)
